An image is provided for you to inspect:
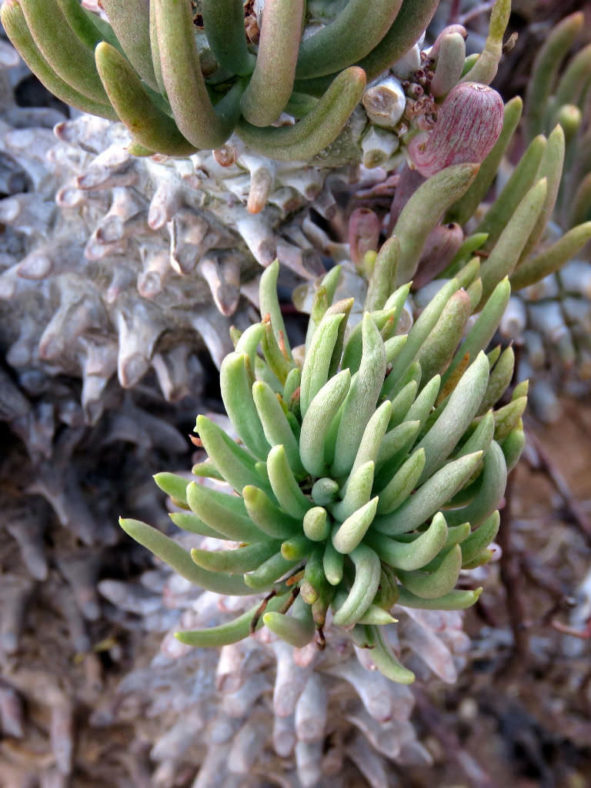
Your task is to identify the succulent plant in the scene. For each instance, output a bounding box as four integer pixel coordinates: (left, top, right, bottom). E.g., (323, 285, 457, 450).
(0, 0, 421, 159)
(120, 253, 526, 684)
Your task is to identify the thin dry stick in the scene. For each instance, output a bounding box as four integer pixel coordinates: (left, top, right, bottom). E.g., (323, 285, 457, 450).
(497, 470, 530, 665)
(525, 427, 591, 546)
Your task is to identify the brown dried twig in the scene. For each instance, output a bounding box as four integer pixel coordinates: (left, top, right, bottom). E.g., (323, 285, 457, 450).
(525, 428, 591, 546)
(496, 471, 530, 667)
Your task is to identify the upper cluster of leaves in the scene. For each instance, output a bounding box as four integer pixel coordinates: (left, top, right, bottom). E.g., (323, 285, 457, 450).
(2, 0, 443, 160)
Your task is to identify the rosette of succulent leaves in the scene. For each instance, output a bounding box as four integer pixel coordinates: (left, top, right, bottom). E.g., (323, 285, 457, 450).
(121, 255, 526, 687)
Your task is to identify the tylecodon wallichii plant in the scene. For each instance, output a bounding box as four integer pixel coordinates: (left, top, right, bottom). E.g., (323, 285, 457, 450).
(2, 0, 591, 781)
(1, 0, 584, 676)
(120, 254, 527, 684)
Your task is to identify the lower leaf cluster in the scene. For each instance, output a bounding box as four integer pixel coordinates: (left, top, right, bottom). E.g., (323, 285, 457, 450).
(121, 259, 526, 682)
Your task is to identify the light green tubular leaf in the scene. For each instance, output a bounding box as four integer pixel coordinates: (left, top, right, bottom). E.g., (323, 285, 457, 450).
(479, 348, 515, 414)
(281, 535, 312, 562)
(460, 0, 510, 85)
(101, 0, 158, 90)
(326, 299, 356, 378)
(366, 511, 448, 571)
(283, 367, 301, 405)
(331, 461, 375, 522)
(55, 0, 108, 48)
(396, 585, 482, 610)
(415, 352, 489, 482)
(323, 540, 344, 586)
(191, 460, 224, 482)
(431, 32, 466, 98)
(415, 289, 472, 383)
(393, 165, 479, 285)
(20, 0, 110, 103)
(404, 375, 440, 428)
(517, 125, 565, 265)
(364, 626, 415, 684)
(524, 11, 584, 141)
(264, 596, 316, 648)
(295, 0, 402, 79)
(445, 441, 506, 526)
(512, 222, 591, 290)
(385, 335, 408, 366)
(244, 550, 300, 590)
(456, 410, 495, 459)
(169, 512, 225, 540)
(493, 396, 527, 441)
(478, 178, 548, 305)
(195, 415, 266, 494)
(220, 353, 270, 460)
(303, 506, 330, 542)
(357, 606, 397, 626)
(365, 236, 400, 311)
(260, 320, 291, 386)
(299, 369, 351, 477)
(95, 42, 197, 155)
(374, 451, 484, 536)
(1, 1, 117, 119)
(267, 445, 310, 518)
(332, 545, 381, 627)
(119, 518, 252, 595)
(460, 511, 500, 567)
(376, 448, 426, 515)
(332, 314, 387, 478)
(237, 67, 366, 160)
(376, 421, 421, 473)
(500, 427, 526, 472)
(243, 486, 301, 540)
(241, 0, 304, 126)
(153, 471, 189, 506)
(260, 260, 293, 361)
(387, 381, 418, 427)
(202, 0, 255, 76)
(332, 496, 379, 554)
(312, 478, 340, 506)
(357, 0, 439, 82)
(443, 278, 511, 385)
(392, 278, 460, 379)
(154, 0, 234, 149)
(347, 401, 393, 479)
(175, 593, 289, 646)
(190, 541, 280, 574)
(445, 244, 482, 281)
(300, 313, 344, 416)
(342, 306, 397, 374)
(186, 481, 266, 543)
(477, 135, 547, 250)
(397, 544, 462, 599)
(304, 265, 343, 350)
